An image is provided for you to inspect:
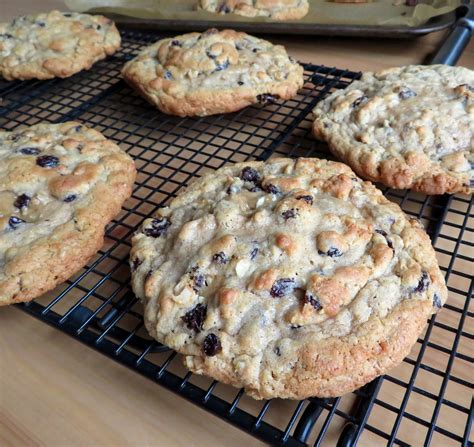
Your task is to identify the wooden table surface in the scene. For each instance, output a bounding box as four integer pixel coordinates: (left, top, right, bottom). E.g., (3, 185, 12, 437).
(0, 1, 473, 446)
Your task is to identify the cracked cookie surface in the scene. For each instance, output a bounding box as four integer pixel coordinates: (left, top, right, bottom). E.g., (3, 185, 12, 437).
(0, 10, 121, 80)
(131, 157, 447, 399)
(313, 65, 474, 195)
(197, 0, 309, 20)
(121, 29, 303, 117)
(0, 122, 136, 305)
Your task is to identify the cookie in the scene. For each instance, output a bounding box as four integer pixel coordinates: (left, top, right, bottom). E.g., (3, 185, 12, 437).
(331, 0, 374, 3)
(0, 122, 136, 305)
(131, 157, 447, 399)
(197, 0, 309, 20)
(121, 29, 303, 117)
(312, 65, 473, 195)
(0, 11, 121, 81)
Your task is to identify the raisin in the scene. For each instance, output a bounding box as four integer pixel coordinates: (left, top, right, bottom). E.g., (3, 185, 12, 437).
(63, 12, 72, 17)
(352, 95, 368, 108)
(8, 216, 24, 230)
(212, 252, 228, 264)
(14, 194, 30, 209)
(270, 278, 295, 298)
(0, 33, 13, 39)
(131, 258, 142, 272)
(413, 271, 430, 293)
(252, 48, 258, 53)
(318, 248, 342, 257)
(206, 50, 216, 60)
(433, 293, 442, 309)
(263, 183, 279, 194)
(182, 303, 207, 333)
(237, 81, 244, 86)
(64, 194, 77, 203)
(296, 195, 313, 205)
(74, 125, 82, 132)
(375, 229, 394, 250)
(218, 4, 231, 12)
(190, 267, 207, 292)
(256, 94, 279, 104)
(20, 147, 40, 155)
(274, 346, 281, 356)
(290, 324, 301, 330)
(163, 71, 173, 80)
(170, 39, 181, 46)
(240, 167, 261, 183)
(215, 60, 229, 72)
(203, 333, 222, 356)
(328, 247, 342, 257)
(282, 209, 297, 220)
(143, 217, 170, 238)
(250, 245, 259, 260)
(399, 89, 416, 100)
(193, 273, 206, 291)
(145, 270, 153, 281)
(36, 21, 45, 27)
(304, 292, 322, 311)
(36, 155, 59, 168)
(249, 185, 262, 192)
(95, 25, 102, 30)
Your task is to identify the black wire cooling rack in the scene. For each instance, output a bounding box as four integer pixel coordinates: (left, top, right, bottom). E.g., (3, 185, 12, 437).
(1, 29, 473, 446)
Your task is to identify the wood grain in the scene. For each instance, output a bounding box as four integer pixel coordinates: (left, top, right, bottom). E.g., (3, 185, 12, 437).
(0, 1, 473, 446)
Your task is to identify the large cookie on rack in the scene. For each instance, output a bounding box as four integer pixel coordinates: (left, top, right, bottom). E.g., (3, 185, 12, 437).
(131, 157, 447, 399)
(312, 65, 474, 195)
(197, 0, 309, 20)
(121, 29, 303, 117)
(0, 11, 121, 81)
(0, 122, 136, 305)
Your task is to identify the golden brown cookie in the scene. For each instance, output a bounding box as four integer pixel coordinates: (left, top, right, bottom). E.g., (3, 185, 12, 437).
(0, 122, 136, 305)
(313, 65, 473, 195)
(198, 0, 309, 20)
(0, 11, 121, 81)
(131, 157, 447, 399)
(121, 29, 304, 117)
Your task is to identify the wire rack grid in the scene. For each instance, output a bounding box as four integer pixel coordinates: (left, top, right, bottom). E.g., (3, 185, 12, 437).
(0, 29, 472, 447)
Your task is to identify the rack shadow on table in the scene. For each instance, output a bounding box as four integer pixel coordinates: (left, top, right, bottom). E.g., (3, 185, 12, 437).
(1, 29, 472, 446)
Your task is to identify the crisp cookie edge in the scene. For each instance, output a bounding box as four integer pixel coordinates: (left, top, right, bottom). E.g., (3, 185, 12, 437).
(184, 299, 432, 399)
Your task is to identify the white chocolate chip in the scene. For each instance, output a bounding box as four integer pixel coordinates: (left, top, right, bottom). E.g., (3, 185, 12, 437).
(235, 259, 251, 277)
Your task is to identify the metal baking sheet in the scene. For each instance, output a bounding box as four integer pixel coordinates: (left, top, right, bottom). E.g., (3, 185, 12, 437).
(66, 0, 470, 37)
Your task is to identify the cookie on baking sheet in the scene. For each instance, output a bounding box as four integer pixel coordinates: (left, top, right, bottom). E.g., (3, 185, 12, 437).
(197, 0, 309, 20)
(0, 122, 136, 305)
(131, 157, 447, 399)
(0, 11, 121, 81)
(121, 29, 304, 117)
(331, 0, 374, 3)
(313, 65, 473, 195)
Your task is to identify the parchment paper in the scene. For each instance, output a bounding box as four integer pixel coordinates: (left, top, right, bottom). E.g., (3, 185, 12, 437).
(65, 0, 463, 27)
